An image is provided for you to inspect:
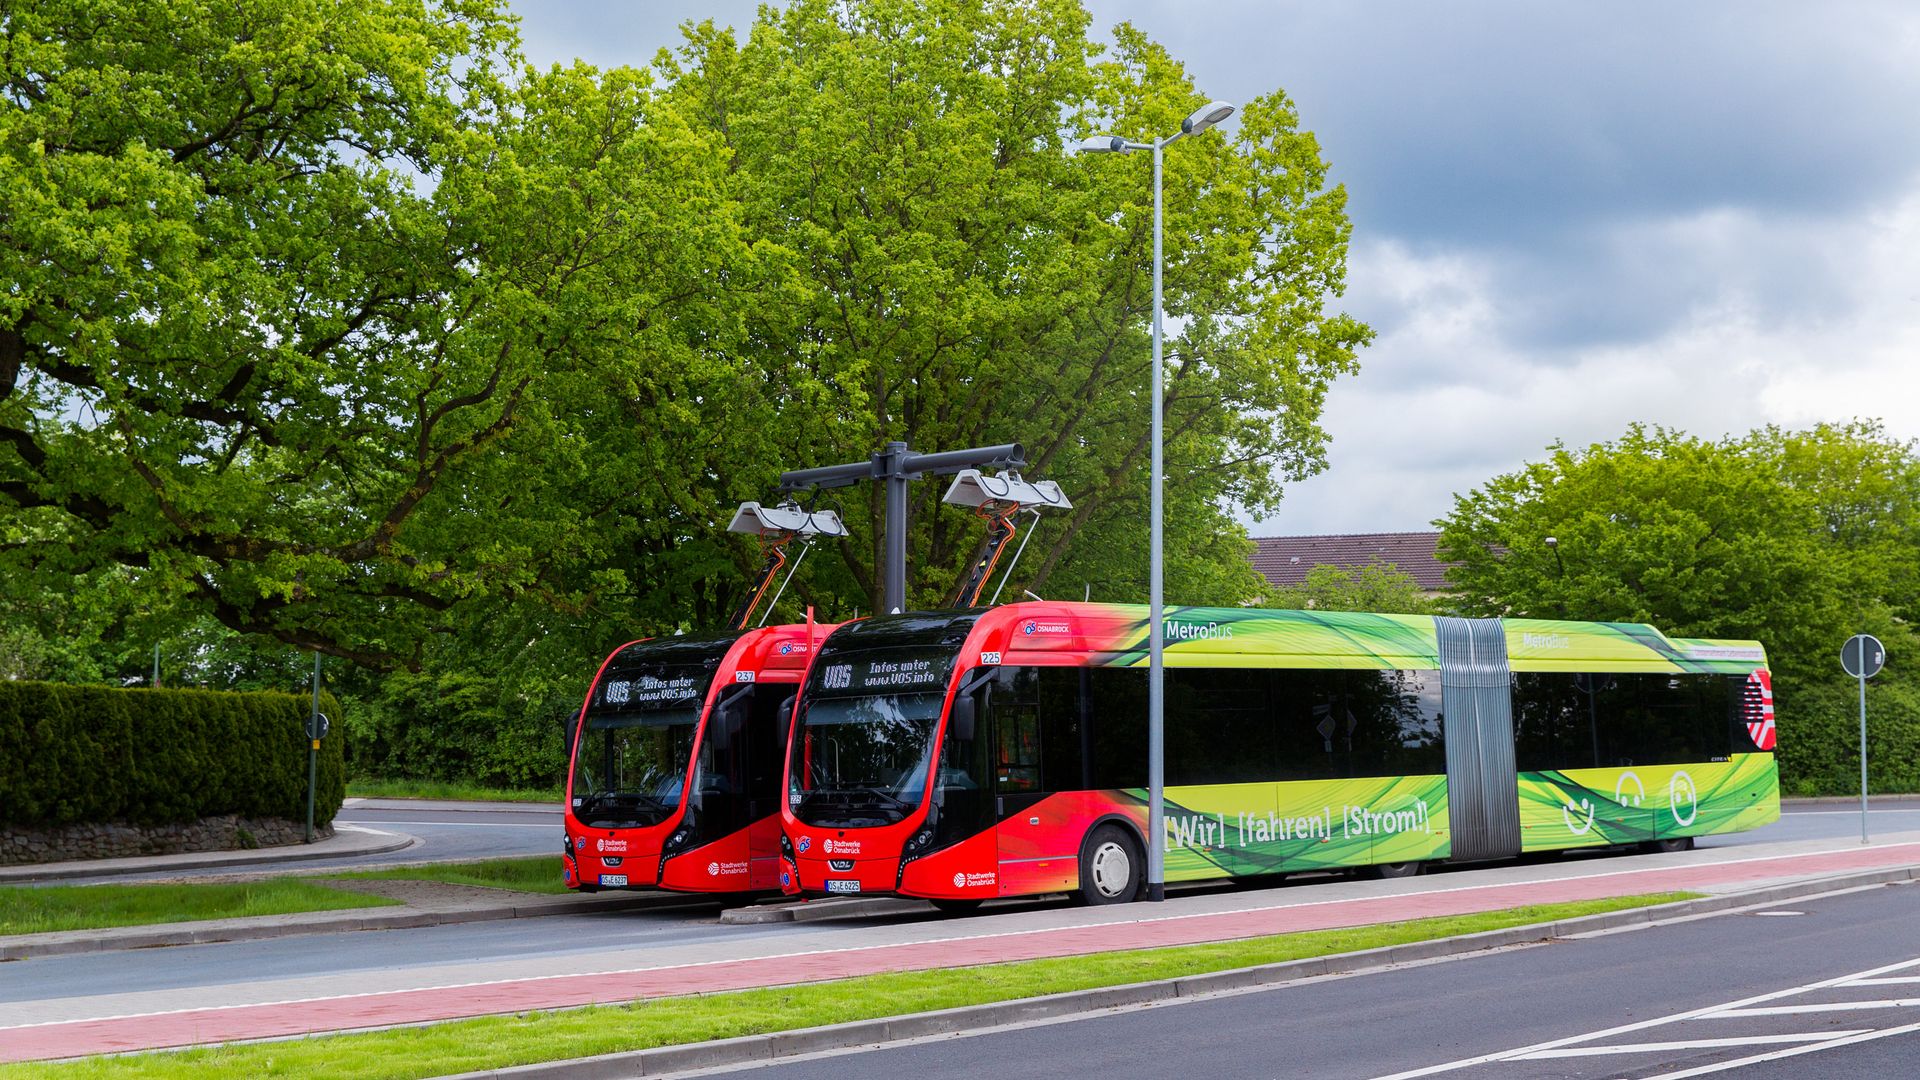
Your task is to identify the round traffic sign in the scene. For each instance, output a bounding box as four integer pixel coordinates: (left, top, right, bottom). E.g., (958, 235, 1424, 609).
(1841, 634, 1885, 680)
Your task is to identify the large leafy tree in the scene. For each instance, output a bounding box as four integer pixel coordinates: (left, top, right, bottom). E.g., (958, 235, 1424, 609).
(0, 1, 774, 668)
(1436, 422, 1920, 793)
(659, 0, 1370, 614)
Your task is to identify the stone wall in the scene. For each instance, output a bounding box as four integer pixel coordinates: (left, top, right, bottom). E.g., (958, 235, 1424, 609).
(0, 815, 331, 866)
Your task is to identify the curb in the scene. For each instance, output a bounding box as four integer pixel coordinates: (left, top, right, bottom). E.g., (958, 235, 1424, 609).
(437, 863, 1920, 1080)
(1782, 794, 1920, 807)
(0, 827, 419, 884)
(0, 890, 710, 962)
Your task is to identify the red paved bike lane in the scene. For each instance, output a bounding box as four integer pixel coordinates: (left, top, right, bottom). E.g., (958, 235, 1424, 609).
(7, 841, 1919, 1063)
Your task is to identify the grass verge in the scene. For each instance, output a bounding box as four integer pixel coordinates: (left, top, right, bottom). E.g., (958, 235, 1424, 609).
(345, 778, 561, 803)
(329, 856, 567, 895)
(3, 892, 1697, 1078)
(0, 880, 399, 935)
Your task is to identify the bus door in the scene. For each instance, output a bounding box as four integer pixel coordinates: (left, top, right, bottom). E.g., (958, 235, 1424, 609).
(991, 667, 1079, 896)
(744, 685, 792, 888)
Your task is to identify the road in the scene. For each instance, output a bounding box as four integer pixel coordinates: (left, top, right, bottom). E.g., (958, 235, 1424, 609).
(730, 881, 1920, 1080)
(6, 802, 1920, 1065)
(9, 805, 1920, 1009)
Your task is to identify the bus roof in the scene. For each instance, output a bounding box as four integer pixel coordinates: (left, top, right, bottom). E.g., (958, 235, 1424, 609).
(932, 602, 1766, 675)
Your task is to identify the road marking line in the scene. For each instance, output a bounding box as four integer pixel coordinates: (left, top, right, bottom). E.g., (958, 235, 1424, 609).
(1512, 1032, 1872, 1059)
(1633, 1018, 1920, 1079)
(1704, 997, 1920, 1017)
(1842, 976, 1920, 986)
(1365, 954, 1920, 1079)
(345, 814, 560, 822)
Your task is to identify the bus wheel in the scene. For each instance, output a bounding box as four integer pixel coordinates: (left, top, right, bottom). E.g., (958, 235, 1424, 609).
(930, 898, 984, 916)
(1077, 824, 1142, 905)
(1641, 837, 1694, 854)
(1369, 860, 1423, 880)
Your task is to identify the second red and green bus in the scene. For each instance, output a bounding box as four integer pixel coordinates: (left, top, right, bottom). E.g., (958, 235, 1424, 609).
(778, 601, 1779, 908)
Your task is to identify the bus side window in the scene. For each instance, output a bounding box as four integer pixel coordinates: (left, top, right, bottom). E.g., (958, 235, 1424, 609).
(994, 667, 1042, 792)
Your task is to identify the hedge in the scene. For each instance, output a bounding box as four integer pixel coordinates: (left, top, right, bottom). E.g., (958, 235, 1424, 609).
(0, 682, 345, 828)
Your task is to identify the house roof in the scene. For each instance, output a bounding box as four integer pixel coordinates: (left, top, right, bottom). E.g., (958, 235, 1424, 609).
(1250, 532, 1457, 591)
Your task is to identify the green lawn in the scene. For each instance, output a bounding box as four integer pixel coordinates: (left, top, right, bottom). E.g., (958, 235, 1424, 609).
(3, 892, 1697, 1079)
(329, 856, 568, 894)
(345, 778, 562, 803)
(0, 880, 399, 936)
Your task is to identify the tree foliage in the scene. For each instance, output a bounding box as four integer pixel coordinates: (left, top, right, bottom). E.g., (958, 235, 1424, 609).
(657, 0, 1369, 613)
(1262, 563, 1434, 616)
(1437, 422, 1920, 794)
(1, 0, 785, 668)
(3, 0, 1373, 785)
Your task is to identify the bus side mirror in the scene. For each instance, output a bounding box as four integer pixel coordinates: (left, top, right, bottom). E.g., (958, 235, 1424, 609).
(712, 696, 745, 751)
(950, 692, 977, 743)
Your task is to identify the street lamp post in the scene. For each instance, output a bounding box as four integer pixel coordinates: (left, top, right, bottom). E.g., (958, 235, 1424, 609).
(1077, 100, 1234, 903)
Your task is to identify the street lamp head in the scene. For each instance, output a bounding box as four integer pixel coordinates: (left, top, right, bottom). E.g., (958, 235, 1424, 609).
(1545, 536, 1558, 549)
(1181, 100, 1236, 135)
(1076, 134, 1127, 154)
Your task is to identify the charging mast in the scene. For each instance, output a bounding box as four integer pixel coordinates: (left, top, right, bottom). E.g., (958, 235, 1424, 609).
(778, 442, 1026, 614)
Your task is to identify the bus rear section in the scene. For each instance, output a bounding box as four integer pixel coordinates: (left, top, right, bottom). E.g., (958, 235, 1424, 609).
(779, 603, 1780, 907)
(566, 621, 833, 895)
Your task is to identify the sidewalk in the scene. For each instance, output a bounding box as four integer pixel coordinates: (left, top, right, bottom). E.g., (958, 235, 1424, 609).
(7, 834, 1920, 1064)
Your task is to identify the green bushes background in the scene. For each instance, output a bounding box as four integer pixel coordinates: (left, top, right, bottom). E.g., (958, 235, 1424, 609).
(0, 683, 344, 828)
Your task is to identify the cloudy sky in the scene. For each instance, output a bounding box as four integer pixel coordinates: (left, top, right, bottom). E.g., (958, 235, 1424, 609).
(514, 1, 1920, 536)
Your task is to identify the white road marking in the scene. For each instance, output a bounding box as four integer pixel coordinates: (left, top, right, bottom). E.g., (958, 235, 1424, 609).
(1634, 1018, 1920, 1079)
(1366, 954, 1920, 1079)
(1843, 976, 1920, 986)
(1512, 1031, 1871, 1059)
(343, 814, 560, 822)
(1704, 996, 1920, 1017)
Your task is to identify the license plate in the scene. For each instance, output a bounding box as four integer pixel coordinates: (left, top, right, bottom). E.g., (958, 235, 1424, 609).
(599, 874, 628, 886)
(825, 879, 862, 894)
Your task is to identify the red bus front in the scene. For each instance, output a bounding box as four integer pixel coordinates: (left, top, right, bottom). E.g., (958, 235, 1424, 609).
(778, 611, 1005, 904)
(566, 622, 832, 895)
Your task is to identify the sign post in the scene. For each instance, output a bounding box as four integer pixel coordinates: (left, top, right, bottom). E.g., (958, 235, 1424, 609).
(1840, 633, 1885, 845)
(306, 652, 330, 844)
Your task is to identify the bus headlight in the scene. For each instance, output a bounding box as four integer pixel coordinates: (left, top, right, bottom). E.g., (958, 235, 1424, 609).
(664, 823, 697, 855)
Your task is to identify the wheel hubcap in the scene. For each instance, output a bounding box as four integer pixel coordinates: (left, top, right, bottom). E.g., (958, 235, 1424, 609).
(1090, 841, 1132, 897)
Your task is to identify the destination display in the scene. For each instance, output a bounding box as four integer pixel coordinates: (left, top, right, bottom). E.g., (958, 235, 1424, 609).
(592, 663, 713, 714)
(811, 647, 956, 697)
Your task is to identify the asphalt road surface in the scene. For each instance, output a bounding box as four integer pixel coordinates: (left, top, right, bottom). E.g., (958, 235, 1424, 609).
(726, 881, 1920, 1080)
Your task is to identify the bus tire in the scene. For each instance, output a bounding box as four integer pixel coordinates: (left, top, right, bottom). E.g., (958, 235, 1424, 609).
(1368, 860, 1423, 880)
(930, 898, 984, 915)
(1076, 824, 1142, 905)
(1641, 836, 1694, 854)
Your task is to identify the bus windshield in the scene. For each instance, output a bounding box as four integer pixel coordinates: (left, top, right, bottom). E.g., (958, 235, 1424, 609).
(788, 692, 945, 827)
(572, 653, 720, 828)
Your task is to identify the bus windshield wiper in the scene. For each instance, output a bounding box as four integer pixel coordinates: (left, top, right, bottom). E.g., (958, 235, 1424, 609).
(580, 791, 671, 815)
(806, 787, 910, 809)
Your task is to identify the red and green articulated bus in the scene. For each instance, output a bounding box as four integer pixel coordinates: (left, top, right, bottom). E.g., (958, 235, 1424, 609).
(565, 620, 835, 894)
(777, 602, 1779, 908)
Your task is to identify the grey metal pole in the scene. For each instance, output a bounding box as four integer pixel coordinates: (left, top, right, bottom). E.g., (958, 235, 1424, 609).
(307, 652, 320, 844)
(152, 644, 160, 687)
(1146, 138, 1166, 903)
(883, 441, 910, 613)
(1860, 668, 1869, 845)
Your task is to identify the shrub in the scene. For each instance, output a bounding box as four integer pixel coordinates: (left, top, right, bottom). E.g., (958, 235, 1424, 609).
(0, 683, 345, 827)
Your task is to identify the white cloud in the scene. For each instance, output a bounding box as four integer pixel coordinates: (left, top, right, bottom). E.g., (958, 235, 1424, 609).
(1256, 179, 1920, 534)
